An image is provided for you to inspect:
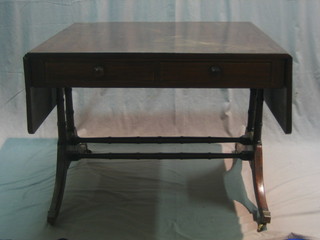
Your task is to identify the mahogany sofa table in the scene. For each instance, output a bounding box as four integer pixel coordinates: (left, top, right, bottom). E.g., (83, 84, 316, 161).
(23, 22, 292, 231)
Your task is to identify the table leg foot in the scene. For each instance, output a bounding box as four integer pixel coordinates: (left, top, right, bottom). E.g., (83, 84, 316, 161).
(257, 223, 267, 232)
(252, 144, 271, 230)
(47, 147, 70, 225)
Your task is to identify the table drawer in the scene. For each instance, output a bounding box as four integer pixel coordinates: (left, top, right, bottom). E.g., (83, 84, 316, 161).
(44, 61, 155, 86)
(160, 61, 275, 88)
(39, 59, 282, 88)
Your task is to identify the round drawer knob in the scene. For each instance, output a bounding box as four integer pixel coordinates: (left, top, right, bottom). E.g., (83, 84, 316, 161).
(93, 66, 104, 77)
(210, 66, 222, 74)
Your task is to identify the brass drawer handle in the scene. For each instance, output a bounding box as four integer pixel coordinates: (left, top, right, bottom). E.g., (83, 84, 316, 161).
(93, 66, 105, 77)
(210, 66, 222, 74)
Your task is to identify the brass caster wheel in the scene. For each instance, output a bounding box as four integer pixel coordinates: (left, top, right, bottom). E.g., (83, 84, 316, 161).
(257, 223, 267, 232)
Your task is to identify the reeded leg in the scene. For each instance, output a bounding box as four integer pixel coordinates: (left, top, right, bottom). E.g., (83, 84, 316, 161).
(47, 88, 71, 225)
(251, 89, 270, 231)
(246, 89, 258, 134)
(252, 144, 271, 231)
(65, 87, 77, 140)
(48, 88, 91, 224)
(238, 89, 270, 231)
(65, 88, 91, 153)
(47, 145, 70, 224)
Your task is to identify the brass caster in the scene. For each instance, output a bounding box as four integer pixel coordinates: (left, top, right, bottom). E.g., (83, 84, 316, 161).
(257, 223, 267, 232)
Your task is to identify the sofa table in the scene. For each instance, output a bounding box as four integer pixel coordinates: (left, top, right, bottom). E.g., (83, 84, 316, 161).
(23, 22, 292, 231)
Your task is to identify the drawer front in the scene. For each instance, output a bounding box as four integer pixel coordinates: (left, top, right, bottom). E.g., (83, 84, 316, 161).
(160, 61, 275, 88)
(35, 58, 283, 88)
(44, 60, 155, 87)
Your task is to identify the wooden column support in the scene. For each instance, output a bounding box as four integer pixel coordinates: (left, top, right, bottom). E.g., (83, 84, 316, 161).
(46, 88, 272, 230)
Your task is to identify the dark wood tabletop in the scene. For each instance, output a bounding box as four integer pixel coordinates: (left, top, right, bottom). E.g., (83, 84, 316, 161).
(30, 22, 287, 54)
(24, 22, 292, 134)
